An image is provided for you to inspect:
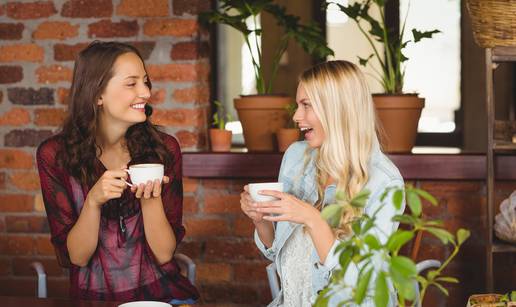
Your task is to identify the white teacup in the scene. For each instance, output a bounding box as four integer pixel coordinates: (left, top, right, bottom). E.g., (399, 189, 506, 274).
(118, 301, 171, 307)
(124, 163, 164, 187)
(248, 182, 284, 202)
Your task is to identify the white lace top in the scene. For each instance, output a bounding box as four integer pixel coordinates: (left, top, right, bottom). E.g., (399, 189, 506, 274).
(270, 225, 314, 307)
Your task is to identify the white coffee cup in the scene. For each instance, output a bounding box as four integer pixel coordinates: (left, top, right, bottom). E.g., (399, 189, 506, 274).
(123, 163, 164, 187)
(118, 301, 171, 307)
(248, 182, 284, 202)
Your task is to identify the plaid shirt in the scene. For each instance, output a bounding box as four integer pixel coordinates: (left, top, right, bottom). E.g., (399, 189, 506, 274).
(36, 132, 199, 302)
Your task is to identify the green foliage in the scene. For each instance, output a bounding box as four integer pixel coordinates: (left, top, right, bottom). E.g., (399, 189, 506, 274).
(314, 185, 470, 307)
(325, 0, 440, 94)
(200, 0, 334, 94)
(284, 102, 297, 128)
(212, 100, 232, 130)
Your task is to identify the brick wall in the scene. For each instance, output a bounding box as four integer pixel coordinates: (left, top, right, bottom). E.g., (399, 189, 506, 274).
(0, 0, 211, 300)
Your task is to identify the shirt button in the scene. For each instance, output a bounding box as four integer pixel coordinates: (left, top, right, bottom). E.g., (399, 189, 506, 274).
(314, 262, 319, 269)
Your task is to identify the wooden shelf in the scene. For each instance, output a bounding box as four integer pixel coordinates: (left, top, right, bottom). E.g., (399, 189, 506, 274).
(493, 140, 516, 151)
(491, 239, 516, 253)
(492, 46, 516, 62)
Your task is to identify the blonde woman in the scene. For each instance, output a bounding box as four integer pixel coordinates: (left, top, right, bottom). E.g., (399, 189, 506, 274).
(240, 60, 404, 306)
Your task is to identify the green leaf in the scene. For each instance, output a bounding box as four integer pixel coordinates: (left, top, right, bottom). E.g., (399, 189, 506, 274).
(427, 270, 439, 280)
(457, 228, 471, 245)
(392, 190, 404, 210)
(364, 234, 381, 250)
(392, 214, 417, 225)
(374, 271, 389, 307)
(321, 204, 343, 228)
(426, 227, 454, 245)
(413, 29, 441, 43)
(390, 265, 416, 301)
(433, 282, 450, 296)
(313, 287, 330, 307)
(407, 190, 422, 217)
(350, 189, 371, 208)
(386, 231, 414, 252)
(436, 276, 459, 283)
(358, 54, 374, 66)
(391, 256, 417, 277)
(354, 268, 373, 304)
(413, 188, 438, 206)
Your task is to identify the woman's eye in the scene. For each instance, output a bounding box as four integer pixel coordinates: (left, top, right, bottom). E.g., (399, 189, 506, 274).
(127, 83, 136, 87)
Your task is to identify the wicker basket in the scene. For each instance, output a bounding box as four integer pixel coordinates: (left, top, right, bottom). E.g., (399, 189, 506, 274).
(466, 0, 516, 48)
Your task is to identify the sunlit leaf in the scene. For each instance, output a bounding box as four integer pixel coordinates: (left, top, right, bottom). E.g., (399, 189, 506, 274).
(374, 271, 389, 307)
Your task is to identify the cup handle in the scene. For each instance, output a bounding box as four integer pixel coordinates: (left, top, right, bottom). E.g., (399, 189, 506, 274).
(122, 169, 133, 187)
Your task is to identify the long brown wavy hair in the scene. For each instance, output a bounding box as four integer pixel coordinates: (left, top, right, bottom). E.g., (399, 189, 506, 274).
(58, 41, 172, 186)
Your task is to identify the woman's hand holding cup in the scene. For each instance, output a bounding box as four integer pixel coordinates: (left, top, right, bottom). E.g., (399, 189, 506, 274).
(86, 168, 129, 208)
(240, 185, 266, 223)
(240, 182, 284, 224)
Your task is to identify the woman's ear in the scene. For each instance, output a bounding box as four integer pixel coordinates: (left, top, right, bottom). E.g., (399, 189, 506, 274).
(97, 96, 103, 106)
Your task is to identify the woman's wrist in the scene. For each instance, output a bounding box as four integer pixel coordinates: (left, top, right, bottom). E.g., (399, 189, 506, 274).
(305, 208, 325, 231)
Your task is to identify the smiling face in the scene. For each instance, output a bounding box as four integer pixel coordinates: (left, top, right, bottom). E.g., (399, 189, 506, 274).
(293, 84, 325, 148)
(97, 52, 150, 128)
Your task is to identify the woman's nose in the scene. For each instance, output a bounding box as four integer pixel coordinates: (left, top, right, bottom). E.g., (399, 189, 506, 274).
(292, 107, 302, 122)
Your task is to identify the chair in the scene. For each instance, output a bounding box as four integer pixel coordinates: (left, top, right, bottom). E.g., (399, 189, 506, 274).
(265, 229, 441, 306)
(31, 253, 196, 298)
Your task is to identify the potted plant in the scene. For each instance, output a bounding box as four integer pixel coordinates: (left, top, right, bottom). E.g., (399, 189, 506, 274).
(210, 100, 233, 152)
(277, 102, 300, 152)
(327, 0, 440, 152)
(200, 0, 333, 151)
(315, 185, 470, 307)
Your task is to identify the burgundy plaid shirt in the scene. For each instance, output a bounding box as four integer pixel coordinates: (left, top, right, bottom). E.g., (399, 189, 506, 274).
(36, 132, 199, 302)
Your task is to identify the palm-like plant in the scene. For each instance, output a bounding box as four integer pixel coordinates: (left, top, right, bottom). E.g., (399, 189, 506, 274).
(327, 0, 440, 94)
(200, 0, 334, 94)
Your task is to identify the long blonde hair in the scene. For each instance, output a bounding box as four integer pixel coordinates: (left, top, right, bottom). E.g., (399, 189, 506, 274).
(299, 60, 378, 237)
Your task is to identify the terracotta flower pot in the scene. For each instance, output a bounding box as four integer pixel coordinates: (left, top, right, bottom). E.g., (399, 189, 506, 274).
(209, 129, 232, 152)
(373, 94, 424, 153)
(277, 128, 300, 152)
(234, 95, 291, 152)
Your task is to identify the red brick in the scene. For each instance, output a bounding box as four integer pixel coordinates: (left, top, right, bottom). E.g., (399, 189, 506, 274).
(0, 66, 23, 84)
(88, 19, 138, 38)
(8, 87, 54, 105)
(233, 262, 269, 282)
(184, 218, 230, 237)
(12, 257, 64, 277)
(0, 149, 33, 169)
(173, 85, 209, 104)
(175, 241, 203, 259)
(0, 194, 34, 212)
(0, 108, 30, 126)
(47, 278, 70, 297)
(143, 19, 198, 37)
(175, 130, 205, 148)
(151, 108, 206, 127)
(201, 283, 259, 304)
(6, 1, 57, 19)
(147, 63, 209, 81)
(117, 0, 169, 17)
(0, 258, 11, 276)
(171, 41, 209, 60)
(0, 235, 34, 255)
(183, 196, 198, 214)
(35, 235, 54, 255)
(32, 21, 79, 40)
(203, 179, 232, 190)
(6, 215, 48, 233)
(234, 217, 255, 237)
(149, 88, 166, 104)
(34, 108, 67, 126)
(204, 194, 242, 214)
(5, 129, 54, 147)
(36, 65, 73, 84)
(0, 44, 44, 62)
(182, 178, 199, 193)
(205, 239, 260, 261)
(57, 88, 70, 105)
(0, 172, 5, 188)
(61, 0, 113, 18)
(0, 4, 4, 16)
(0, 216, 5, 232)
(419, 181, 482, 193)
(53, 43, 88, 61)
(197, 263, 232, 283)
(128, 41, 155, 60)
(0, 23, 24, 40)
(10, 171, 41, 191)
(0, 278, 36, 296)
(173, 0, 211, 16)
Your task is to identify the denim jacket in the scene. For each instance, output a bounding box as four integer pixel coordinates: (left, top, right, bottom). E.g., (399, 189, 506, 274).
(254, 140, 404, 306)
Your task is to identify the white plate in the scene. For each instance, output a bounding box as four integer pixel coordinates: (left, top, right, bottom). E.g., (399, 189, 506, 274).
(118, 302, 171, 307)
